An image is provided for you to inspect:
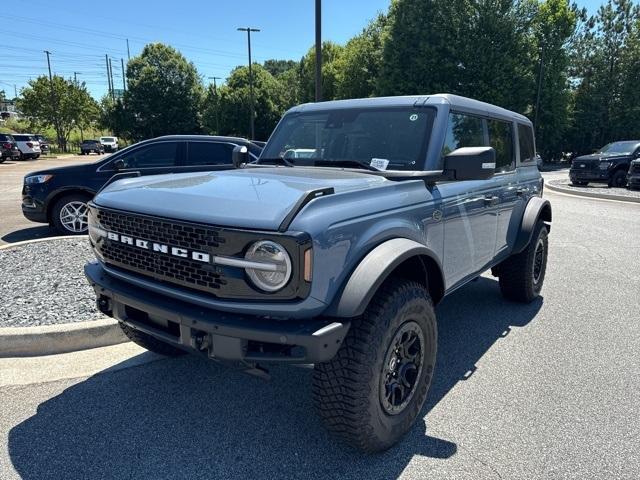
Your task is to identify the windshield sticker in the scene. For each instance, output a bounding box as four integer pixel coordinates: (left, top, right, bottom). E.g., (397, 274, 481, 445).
(370, 158, 390, 170)
(409, 114, 419, 121)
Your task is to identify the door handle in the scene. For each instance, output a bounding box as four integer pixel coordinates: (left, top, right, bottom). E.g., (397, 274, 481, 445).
(483, 195, 500, 206)
(516, 187, 529, 196)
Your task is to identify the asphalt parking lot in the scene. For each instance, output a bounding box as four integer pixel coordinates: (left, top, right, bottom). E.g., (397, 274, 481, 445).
(1, 183, 639, 479)
(0, 155, 104, 245)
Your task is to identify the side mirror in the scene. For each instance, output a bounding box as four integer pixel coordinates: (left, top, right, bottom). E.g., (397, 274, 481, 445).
(232, 145, 249, 168)
(443, 146, 496, 181)
(113, 159, 125, 170)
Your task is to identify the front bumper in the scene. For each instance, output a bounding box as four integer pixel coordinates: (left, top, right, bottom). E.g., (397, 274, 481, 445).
(85, 261, 349, 364)
(569, 169, 610, 182)
(627, 174, 640, 189)
(21, 185, 48, 223)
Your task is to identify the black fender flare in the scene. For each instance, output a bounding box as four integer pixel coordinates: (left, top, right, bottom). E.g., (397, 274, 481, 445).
(326, 238, 444, 318)
(512, 197, 552, 254)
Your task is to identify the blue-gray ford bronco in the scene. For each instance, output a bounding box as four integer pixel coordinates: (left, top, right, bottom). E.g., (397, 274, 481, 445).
(85, 94, 551, 452)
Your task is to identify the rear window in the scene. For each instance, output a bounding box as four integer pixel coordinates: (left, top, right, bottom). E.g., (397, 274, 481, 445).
(518, 124, 535, 163)
(0, 134, 14, 141)
(187, 142, 234, 165)
(13, 135, 29, 141)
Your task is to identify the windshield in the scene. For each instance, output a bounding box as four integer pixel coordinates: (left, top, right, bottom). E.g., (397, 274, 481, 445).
(101, 137, 116, 142)
(598, 141, 639, 155)
(261, 107, 435, 171)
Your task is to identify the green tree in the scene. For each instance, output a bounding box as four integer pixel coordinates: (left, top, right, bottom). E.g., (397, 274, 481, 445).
(568, 0, 640, 153)
(125, 43, 204, 139)
(18, 75, 98, 150)
(263, 59, 298, 77)
(99, 96, 133, 140)
(335, 14, 387, 99)
(298, 42, 344, 102)
(214, 64, 286, 140)
(531, 0, 578, 159)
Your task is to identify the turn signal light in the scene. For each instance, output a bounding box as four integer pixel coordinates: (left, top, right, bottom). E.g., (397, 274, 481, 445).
(304, 248, 313, 282)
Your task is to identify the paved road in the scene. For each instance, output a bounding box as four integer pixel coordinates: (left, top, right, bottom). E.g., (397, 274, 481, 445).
(1, 182, 639, 479)
(0, 155, 103, 245)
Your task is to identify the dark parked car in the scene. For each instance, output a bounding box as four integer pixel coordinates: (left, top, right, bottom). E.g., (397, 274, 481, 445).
(0, 133, 21, 163)
(627, 159, 640, 190)
(569, 141, 640, 188)
(22, 135, 262, 235)
(80, 139, 105, 155)
(34, 134, 50, 154)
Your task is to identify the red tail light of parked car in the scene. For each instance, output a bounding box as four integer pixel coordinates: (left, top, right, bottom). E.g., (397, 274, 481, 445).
(2, 143, 12, 149)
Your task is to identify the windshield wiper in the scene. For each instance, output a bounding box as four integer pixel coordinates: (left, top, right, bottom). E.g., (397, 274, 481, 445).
(312, 159, 380, 171)
(256, 157, 295, 167)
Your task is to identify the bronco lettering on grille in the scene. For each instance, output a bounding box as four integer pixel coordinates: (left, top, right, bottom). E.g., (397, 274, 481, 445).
(106, 231, 211, 263)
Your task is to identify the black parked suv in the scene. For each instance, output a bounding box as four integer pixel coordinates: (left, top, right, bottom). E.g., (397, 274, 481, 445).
(0, 134, 21, 163)
(569, 141, 640, 188)
(628, 160, 640, 190)
(80, 139, 105, 155)
(22, 135, 262, 235)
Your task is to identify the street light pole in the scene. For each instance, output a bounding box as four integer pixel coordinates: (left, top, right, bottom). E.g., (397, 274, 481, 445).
(44, 50, 62, 150)
(237, 27, 260, 140)
(315, 0, 322, 102)
(73, 71, 81, 85)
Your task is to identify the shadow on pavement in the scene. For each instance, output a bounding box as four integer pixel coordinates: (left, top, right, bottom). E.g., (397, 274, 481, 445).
(8, 277, 541, 479)
(1, 226, 57, 244)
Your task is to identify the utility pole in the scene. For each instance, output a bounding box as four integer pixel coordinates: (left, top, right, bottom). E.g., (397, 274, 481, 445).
(121, 58, 127, 92)
(14, 84, 17, 98)
(73, 71, 81, 85)
(109, 57, 115, 102)
(208, 76, 222, 134)
(534, 42, 545, 128)
(315, 0, 322, 102)
(126, 39, 131, 60)
(237, 26, 260, 140)
(105, 54, 112, 98)
(44, 50, 62, 150)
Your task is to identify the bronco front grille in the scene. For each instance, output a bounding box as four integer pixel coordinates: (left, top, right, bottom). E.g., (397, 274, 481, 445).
(96, 208, 228, 294)
(91, 206, 310, 301)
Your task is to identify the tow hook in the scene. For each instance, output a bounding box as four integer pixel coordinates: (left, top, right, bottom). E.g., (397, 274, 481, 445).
(191, 331, 210, 351)
(96, 296, 112, 316)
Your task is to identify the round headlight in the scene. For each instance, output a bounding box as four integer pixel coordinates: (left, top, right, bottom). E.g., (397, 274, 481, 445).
(244, 241, 292, 292)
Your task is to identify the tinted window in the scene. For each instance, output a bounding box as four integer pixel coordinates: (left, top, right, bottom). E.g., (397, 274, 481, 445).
(14, 135, 29, 141)
(188, 142, 233, 165)
(518, 124, 535, 163)
(0, 134, 14, 141)
(442, 113, 486, 155)
(487, 119, 514, 173)
(119, 142, 178, 168)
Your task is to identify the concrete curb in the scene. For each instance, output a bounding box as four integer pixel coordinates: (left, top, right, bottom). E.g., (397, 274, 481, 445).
(0, 235, 88, 250)
(545, 181, 640, 204)
(0, 236, 128, 357)
(0, 318, 128, 358)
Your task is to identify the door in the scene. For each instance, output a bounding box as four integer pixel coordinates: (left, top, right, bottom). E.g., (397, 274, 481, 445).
(440, 112, 499, 286)
(487, 118, 520, 257)
(184, 141, 234, 171)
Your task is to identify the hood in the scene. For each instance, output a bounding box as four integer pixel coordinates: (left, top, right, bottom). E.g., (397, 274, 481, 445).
(574, 153, 630, 162)
(26, 161, 100, 178)
(94, 167, 388, 230)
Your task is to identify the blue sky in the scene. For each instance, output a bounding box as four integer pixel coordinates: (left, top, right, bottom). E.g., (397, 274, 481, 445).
(1, 0, 604, 100)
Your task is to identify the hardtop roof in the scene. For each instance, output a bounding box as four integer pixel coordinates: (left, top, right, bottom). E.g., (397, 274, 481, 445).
(288, 94, 532, 125)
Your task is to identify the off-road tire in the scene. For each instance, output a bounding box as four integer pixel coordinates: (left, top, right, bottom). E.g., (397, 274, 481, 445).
(498, 220, 549, 303)
(608, 170, 627, 188)
(312, 279, 437, 452)
(119, 322, 186, 356)
(571, 180, 588, 186)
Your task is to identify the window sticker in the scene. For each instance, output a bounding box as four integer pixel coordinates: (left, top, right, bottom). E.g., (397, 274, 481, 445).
(409, 114, 419, 121)
(370, 158, 390, 170)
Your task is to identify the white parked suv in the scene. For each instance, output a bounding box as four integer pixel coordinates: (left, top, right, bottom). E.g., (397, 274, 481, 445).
(99, 136, 118, 153)
(13, 134, 41, 160)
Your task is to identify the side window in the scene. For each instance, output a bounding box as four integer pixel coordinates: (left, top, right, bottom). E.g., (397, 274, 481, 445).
(487, 119, 514, 173)
(187, 142, 233, 166)
(442, 113, 486, 156)
(119, 142, 178, 169)
(517, 124, 535, 163)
